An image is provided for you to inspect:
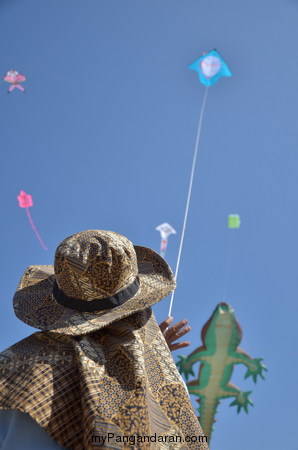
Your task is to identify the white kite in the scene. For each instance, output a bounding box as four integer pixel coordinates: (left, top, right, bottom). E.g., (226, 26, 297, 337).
(156, 223, 176, 258)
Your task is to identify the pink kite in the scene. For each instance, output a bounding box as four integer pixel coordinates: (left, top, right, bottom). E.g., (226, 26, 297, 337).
(4, 70, 26, 93)
(17, 191, 47, 250)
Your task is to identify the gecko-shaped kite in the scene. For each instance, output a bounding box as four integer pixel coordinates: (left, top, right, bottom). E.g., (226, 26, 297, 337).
(177, 303, 266, 442)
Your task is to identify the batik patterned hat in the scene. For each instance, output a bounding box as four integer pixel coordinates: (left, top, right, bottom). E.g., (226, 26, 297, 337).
(13, 230, 176, 335)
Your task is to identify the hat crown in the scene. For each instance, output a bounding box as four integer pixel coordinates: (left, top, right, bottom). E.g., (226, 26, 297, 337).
(54, 230, 138, 301)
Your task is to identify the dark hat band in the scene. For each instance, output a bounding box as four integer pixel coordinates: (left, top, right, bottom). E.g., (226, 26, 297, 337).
(52, 277, 140, 312)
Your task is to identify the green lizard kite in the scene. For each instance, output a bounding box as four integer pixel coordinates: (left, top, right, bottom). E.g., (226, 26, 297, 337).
(177, 303, 266, 442)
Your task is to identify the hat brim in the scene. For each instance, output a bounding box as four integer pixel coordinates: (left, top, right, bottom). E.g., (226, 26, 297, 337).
(13, 246, 176, 335)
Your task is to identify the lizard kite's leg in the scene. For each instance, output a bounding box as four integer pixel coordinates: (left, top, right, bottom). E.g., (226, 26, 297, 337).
(227, 352, 267, 382)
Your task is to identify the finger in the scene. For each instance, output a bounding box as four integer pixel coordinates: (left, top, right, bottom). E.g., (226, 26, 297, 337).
(166, 325, 191, 344)
(164, 319, 189, 338)
(165, 319, 189, 337)
(168, 341, 191, 351)
(159, 316, 174, 333)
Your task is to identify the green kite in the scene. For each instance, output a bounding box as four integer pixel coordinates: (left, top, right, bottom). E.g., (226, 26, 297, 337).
(177, 303, 266, 442)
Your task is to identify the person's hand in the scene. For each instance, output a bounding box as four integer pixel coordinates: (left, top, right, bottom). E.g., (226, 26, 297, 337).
(159, 317, 191, 351)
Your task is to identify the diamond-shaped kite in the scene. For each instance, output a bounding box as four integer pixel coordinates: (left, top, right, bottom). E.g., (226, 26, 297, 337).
(189, 49, 232, 87)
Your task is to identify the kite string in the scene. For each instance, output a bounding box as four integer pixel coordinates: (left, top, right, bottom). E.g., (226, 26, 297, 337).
(168, 86, 209, 317)
(25, 207, 48, 251)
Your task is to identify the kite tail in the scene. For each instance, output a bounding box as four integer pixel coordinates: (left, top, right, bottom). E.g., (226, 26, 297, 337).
(26, 208, 48, 250)
(160, 239, 168, 258)
(168, 86, 209, 317)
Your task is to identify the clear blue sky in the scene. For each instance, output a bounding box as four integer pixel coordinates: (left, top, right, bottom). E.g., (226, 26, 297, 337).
(1, 1, 298, 448)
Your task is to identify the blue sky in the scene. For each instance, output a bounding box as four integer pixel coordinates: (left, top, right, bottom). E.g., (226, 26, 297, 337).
(1, 1, 298, 448)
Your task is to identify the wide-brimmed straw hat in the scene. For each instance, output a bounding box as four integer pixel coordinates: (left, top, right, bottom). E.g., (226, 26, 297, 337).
(13, 230, 176, 335)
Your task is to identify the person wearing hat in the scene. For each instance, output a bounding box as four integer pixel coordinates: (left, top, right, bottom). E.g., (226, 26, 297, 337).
(0, 230, 208, 449)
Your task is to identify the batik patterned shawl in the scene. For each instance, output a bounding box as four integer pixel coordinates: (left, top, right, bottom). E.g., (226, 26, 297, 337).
(0, 309, 208, 449)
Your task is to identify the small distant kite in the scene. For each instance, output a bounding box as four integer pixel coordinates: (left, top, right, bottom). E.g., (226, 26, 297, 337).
(156, 223, 176, 258)
(189, 49, 232, 87)
(4, 70, 26, 93)
(228, 214, 241, 229)
(17, 190, 47, 250)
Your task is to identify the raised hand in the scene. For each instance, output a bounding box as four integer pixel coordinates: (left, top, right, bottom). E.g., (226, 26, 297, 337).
(159, 317, 191, 352)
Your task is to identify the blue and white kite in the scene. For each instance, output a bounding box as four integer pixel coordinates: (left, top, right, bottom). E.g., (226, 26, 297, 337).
(189, 49, 232, 86)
